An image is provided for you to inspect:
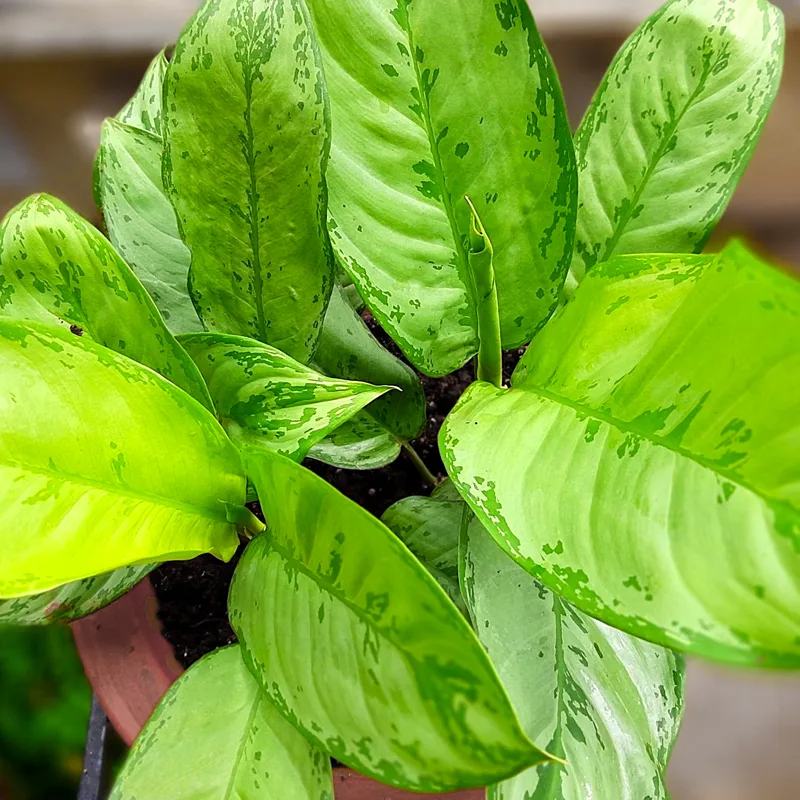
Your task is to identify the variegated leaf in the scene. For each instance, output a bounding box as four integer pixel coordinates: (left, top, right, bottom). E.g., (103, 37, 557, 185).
(307, 413, 401, 470)
(441, 242, 800, 667)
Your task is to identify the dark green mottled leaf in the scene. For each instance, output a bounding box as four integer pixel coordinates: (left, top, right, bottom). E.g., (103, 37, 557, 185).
(307, 413, 401, 470)
(315, 286, 425, 440)
(117, 50, 168, 136)
(308, 0, 576, 376)
(180, 332, 391, 462)
(463, 517, 684, 799)
(164, 0, 333, 362)
(0, 194, 211, 406)
(0, 319, 247, 598)
(230, 449, 549, 792)
(570, 0, 784, 285)
(441, 242, 800, 667)
(0, 566, 153, 626)
(110, 645, 333, 800)
(97, 120, 202, 335)
(382, 481, 465, 612)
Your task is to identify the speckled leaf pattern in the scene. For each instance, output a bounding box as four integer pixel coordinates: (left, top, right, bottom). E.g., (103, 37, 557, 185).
(441, 243, 800, 667)
(164, 0, 333, 363)
(0, 320, 245, 598)
(180, 332, 391, 462)
(570, 0, 784, 285)
(315, 286, 425, 441)
(308, 0, 576, 376)
(110, 645, 333, 800)
(0, 194, 211, 407)
(230, 449, 549, 793)
(382, 482, 465, 612)
(97, 121, 203, 335)
(117, 50, 168, 135)
(306, 413, 401, 470)
(463, 518, 685, 800)
(0, 565, 153, 626)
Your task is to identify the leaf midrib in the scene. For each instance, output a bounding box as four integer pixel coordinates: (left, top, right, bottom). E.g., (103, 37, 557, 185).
(515, 381, 791, 517)
(222, 693, 262, 800)
(597, 47, 726, 263)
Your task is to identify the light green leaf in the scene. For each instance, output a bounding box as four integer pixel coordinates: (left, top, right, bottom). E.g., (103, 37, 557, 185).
(97, 120, 203, 335)
(315, 286, 425, 441)
(307, 413, 401, 470)
(441, 243, 800, 667)
(0, 319, 247, 599)
(117, 50, 168, 136)
(180, 332, 391, 462)
(463, 517, 684, 800)
(308, 0, 576, 376)
(382, 482, 465, 612)
(164, 0, 333, 362)
(0, 566, 153, 626)
(570, 0, 784, 285)
(0, 194, 211, 407)
(230, 449, 549, 793)
(110, 645, 333, 800)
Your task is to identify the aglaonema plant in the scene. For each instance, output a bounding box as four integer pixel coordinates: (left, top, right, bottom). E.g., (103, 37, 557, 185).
(0, 0, 794, 797)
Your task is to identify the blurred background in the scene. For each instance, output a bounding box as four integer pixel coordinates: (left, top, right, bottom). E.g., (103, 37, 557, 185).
(0, 0, 799, 798)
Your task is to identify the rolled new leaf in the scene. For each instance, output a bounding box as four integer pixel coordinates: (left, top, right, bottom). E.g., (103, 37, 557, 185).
(0, 320, 249, 598)
(463, 516, 684, 799)
(110, 645, 333, 800)
(0, 194, 210, 406)
(180, 332, 392, 462)
(230, 449, 550, 792)
(571, 0, 784, 285)
(117, 50, 167, 135)
(441, 243, 800, 667)
(164, 0, 333, 362)
(308, 0, 576, 376)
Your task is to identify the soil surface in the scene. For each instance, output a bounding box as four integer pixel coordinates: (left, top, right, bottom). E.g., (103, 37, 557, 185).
(152, 316, 524, 668)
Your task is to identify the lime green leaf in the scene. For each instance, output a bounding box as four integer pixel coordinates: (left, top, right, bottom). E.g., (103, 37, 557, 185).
(230, 449, 549, 792)
(0, 566, 153, 626)
(307, 413, 401, 470)
(463, 517, 684, 799)
(0, 194, 211, 407)
(308, 0, 576, 376)
(180, 332, 391, 462)
(110, 645, 333, 800)
(164, 0, 333, 362)
(441, 243, 800, 667)
(0, 319, 245, 599)
(315, 286, 425, 441)
(97, 120, 202, 335)
(382, 482, 465, 612)
(571, 0, 784, 285)
(117, 50, 168, 136)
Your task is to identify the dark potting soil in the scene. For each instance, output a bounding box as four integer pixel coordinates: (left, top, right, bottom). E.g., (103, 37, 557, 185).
(152, 315, 524, 668)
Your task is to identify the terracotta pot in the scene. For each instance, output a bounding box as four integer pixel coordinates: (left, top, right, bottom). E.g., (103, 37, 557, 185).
(72, 578, 483, 799)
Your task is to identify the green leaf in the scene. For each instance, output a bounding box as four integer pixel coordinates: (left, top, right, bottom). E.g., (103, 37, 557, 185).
(0, 566, 153, 626)
(463, 517, 684, 799)
(307, 413, 401, 470)
(315, 286, 425, 440)
(117, 50, 168, 136)
(110, 645, 333, 800)
(179, 332, 391, 462)
(570, 0, 784, 285)
(0, 319, 246, 599)
(308, 0, 576, 376)
(382, 482, 465, 612)
(97, 120, 203, 335)
(230, 449, 549, 792)
(164, 0, 333, 362)
(441, 243, 800, 667)
(0, 194, 211, 407)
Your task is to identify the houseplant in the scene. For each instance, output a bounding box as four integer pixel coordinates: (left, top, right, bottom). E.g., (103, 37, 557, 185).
(0, 0, 796, 797)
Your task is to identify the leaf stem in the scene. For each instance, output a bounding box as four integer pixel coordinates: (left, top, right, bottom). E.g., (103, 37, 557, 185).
(465, 196, 502, 389)
(401, 441, 439, 488)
